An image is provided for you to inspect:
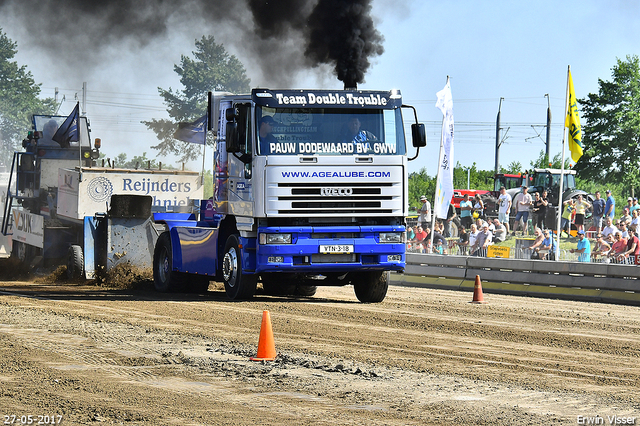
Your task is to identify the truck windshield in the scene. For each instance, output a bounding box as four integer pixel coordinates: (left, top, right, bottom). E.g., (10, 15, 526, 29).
(256, 106, 406, 156)
(32, 115, 91, 148)
(549, 173, 576, 190)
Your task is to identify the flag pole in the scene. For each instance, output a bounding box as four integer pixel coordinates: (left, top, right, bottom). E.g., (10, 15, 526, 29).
(430, 76, 450, 253)
(555, 66, 571, 260)
(76, 102, 83, 183)
(76, 102, 82, 173)
(430, 114, 445, 252)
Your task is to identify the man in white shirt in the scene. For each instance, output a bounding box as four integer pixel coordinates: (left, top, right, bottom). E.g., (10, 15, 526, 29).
(497, 186, 512, 234)
(418, 195, 431, 229)
(601, 217, 617, 243)
(618, 221, 630, 240)
(468, 224, 479, 249)
(512, 186, 532, 235)
(492, 218, 507, 243)
(471, 223, 491, 256)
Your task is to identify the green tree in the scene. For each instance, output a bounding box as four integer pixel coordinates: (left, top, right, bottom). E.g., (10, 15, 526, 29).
(408, 168, 436, 211)
(408, 163, 497, 212)
(502, 161, 522, 174)
(144, 36, 251, 164)
(453, 162, 493, 191)
(529, 150, 569, 169)
(110, 152, 162, 169)
(0, 28, 56, 165)
(575, 55, 640, 190)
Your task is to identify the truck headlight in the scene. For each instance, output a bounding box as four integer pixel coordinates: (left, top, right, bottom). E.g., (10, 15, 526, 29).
(379, 232, 404, 243)
(259, 233, 293, 244)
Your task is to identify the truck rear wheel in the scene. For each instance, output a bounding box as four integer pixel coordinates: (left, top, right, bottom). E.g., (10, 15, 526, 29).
(67, 245, 84, 280)
(222, 235, 256, 300)
(153, 232, 185, 292)
(353, 271, 389, 303)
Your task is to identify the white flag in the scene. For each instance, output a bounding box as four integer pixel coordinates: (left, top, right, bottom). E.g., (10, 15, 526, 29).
(434, 79, 454, 219)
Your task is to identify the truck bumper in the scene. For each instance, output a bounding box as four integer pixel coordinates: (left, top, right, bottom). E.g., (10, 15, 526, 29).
(255, 225, 405, 274)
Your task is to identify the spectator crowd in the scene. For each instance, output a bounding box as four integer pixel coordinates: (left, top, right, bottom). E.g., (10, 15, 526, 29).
(408, 188, 640, 264)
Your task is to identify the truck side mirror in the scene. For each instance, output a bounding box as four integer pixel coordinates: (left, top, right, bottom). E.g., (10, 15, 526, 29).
(411, 123, 426, 148)
(226, 122, 240, 153)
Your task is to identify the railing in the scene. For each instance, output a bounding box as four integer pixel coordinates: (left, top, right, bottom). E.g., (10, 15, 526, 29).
(407, 240, 551, 259)
(393, 251, 640, 305)
(407, 240, 639, 264)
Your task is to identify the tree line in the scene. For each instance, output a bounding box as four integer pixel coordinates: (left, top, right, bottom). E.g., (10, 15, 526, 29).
(408, 150, 625, 214)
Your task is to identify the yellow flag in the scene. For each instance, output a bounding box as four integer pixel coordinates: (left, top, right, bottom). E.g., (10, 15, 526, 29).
(565, 70, 583, 163)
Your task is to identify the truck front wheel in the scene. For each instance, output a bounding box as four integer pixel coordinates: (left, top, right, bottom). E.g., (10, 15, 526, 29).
(222, 235, 256, 300)
(353, 271, 389, 303)
(296, 285, 317, 297)
(153, 232, 185, 292)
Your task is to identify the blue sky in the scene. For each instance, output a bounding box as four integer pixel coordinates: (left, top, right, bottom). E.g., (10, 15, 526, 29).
(3, 0, 639, 175)
(365, 0, 640, 175)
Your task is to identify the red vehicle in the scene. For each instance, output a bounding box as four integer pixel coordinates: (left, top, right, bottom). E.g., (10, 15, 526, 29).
(452, 173, 524, 217)
(492, 173, 525, 192)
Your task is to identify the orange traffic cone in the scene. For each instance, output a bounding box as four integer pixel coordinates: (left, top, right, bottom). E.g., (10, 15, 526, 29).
(470, 275, 488, 304)
(250, 310, 277, 361)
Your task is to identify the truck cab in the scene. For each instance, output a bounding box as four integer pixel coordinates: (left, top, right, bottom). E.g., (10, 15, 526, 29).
(153, 88, 426, 302)
(2, 113, 99, 264)
(14, 114, 97, 212)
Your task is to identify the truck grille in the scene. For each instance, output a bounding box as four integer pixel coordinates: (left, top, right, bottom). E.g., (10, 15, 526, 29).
(266, 165, 404, 217)
(275, 182, 396, 215)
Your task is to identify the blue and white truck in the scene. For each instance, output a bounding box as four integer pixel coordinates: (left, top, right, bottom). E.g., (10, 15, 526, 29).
(153, 88, 425, 302)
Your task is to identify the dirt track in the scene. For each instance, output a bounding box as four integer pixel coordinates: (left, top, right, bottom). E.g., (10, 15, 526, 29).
(0, 274, 639, 425)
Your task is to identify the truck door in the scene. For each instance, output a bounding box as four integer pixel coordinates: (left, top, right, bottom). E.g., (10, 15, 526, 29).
(226, 103, 254, 217)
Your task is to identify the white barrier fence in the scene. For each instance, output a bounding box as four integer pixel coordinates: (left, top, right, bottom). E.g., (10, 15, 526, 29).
(392, 252, 640, 305)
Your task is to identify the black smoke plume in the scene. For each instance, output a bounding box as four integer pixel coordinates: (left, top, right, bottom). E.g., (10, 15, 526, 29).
(304, 0, 384, 88)
(0, 0, 384, 87)
(246, 0, 384, 87)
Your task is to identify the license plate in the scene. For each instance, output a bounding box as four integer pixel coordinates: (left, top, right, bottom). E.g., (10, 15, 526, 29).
(319, 244, 354, 254)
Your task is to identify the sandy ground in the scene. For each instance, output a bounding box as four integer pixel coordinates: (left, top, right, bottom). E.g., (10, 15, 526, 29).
(0, 269, 638, 425)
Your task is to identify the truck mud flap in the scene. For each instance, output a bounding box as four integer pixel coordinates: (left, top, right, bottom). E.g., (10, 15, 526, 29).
(109, 195, 152, 218)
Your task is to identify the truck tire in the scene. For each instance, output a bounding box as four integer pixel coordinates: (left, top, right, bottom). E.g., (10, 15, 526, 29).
(222, 235, 257, 300)
(67, 245, 84, 280)
(296, 285, 317, 297)
(353, 271, 389, 303)
(153, 232, 185, 292)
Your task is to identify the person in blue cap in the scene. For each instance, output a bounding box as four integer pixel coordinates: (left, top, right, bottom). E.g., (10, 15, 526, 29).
(570, 229, 591, 262)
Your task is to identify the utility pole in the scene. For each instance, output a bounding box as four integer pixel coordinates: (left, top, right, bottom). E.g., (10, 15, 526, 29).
(494, 97, 504, 174)
(545, 94, 551, 166)
(82, 82, 87, 116)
